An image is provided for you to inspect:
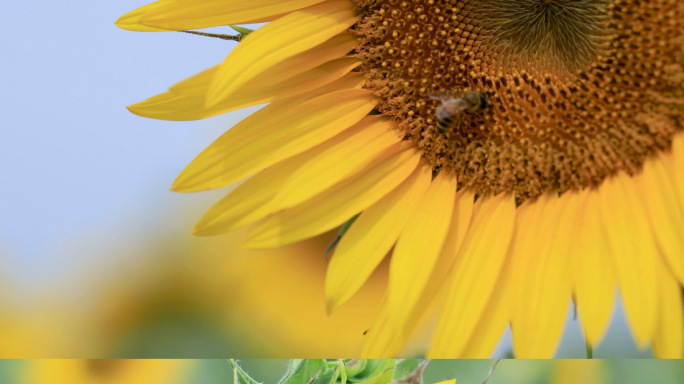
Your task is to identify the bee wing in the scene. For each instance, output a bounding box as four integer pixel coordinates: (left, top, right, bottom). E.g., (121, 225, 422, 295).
(444, 98, 471, 114)
(427, 90, 453, 101)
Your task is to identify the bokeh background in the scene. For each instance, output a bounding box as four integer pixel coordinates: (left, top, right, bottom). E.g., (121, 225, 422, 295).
(0, 0, 662, 357)
(0, 360, 683, 384)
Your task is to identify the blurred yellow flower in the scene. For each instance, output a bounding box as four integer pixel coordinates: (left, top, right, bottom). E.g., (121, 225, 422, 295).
(0, 227, 385, 357)
(117, 0, 684, 358)
(551, 360, 605, 384)
(18, 360, 192, 384)
(0, 296, 94, 357)
(92, 230, 386, 357)
(0, 315, 67, 357)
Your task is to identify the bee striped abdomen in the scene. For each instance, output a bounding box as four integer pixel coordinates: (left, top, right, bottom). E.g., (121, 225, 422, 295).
(437, 116, 455, 132)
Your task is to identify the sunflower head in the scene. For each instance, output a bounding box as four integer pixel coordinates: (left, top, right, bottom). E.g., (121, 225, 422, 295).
(354, 0, 683, 201)
(118, 0, 684, 359)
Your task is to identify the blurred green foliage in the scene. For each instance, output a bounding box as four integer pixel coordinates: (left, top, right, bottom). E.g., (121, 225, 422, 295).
(0, 359, 681, 383)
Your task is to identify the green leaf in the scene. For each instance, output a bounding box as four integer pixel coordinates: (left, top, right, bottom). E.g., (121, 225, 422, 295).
(394, 360, 430, 384)
(279, 359, 327, 384)
(344, 360, 367, 378)
(280, 360, 305, 384)
(339, 361, 347, 384)
(313, 362, 341, 384)
(393, 360, 425, 381)
(350, 360, 389, 380)
(228, 360, 261, 384)
(349, 360, 396, 384)
(325, 214, 360, 256)
(229, 25, 254, 34)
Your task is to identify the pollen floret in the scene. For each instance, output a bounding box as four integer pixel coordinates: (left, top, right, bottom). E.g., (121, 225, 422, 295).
(354, 0, 684, 200)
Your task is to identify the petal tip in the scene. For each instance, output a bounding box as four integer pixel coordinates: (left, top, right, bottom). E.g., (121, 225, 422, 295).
(192, 219, 229, 237)
(169, 182, 187, 193)
(241, 230, 281, 249)
(325, 297, 339, 315)
(170, 174, 204, 193)
(169, 180, 182, 192)
(126, 103, 155, 119)
(113, 14, 134, 30)
(125, 104, 137, 114)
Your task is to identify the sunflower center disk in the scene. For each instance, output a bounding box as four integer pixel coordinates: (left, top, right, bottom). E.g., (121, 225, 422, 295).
(353, 0, 684, 200)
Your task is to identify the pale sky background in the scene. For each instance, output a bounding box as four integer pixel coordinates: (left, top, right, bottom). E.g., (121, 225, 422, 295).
(1, 1, 242, 282)
(0, 1, 650, 357)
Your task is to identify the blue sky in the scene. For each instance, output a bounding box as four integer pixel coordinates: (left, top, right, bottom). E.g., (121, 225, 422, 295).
(0, 1, 650, 357)
(1, 1, 248, 283)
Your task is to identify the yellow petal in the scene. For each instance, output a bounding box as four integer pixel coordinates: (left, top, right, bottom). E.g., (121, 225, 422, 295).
(360, 297, 397, 357)
(636, 158, 684, 285)
(167, 64, 218, 93)
(652, 262, 684, 358)
(459, 252, 513, 358)
(115, 2, 171, 31)
(468, 192, 581, 359)
(129, 57, 362, 121)
(571, 189, 616, 346)
(194, 116, 398, 235)
(127, 65, 221, 121)
(509, 193, 572, 358)
(192, 159, 293, 236)
(362, 189, 475, 357)
(599, 173, 658, 347)
(173, 88, 376, 192)
(137, 0, 328, 30)
(233, 33, 358, 93)
(433, 381, 457, 384)
(667, 133, 684, 205)
(206, 1, 357, 106)
(176, 55, 363, 97)
(444, 190, 477, 273)
(325, 164, 432, 313)
(193, 116, 374, 234)
(271, 121, 402, 211)
(551, 360, 606, 384)
(129, 28, 359, 120)
(385, 173, 458, 330)
(429, 193, 516, 357)
(131, 59, 364, 121)
(242, 146, 422, 248)
(453, 190, 508, 359)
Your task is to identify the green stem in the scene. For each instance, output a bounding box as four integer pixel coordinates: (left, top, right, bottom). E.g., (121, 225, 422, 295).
(180, 30, 246, 42)
(482, 359, 502, 384)
(229, 359, 238, 384)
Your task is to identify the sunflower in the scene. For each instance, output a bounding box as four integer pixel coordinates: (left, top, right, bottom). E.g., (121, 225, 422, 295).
(117, 0, 684, 358)
(18, 360, 192, 384)
(551, 360, 604, 384)
(92, 229, 385, 357)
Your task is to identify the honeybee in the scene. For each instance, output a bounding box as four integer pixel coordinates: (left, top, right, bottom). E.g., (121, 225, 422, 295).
(428, 90, 488, 132)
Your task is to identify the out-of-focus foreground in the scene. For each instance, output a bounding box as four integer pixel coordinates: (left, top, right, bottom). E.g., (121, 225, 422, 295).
(1, 359, 682, 384)
(0, 221, 388, 357)
(0, 201, 662, 357)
